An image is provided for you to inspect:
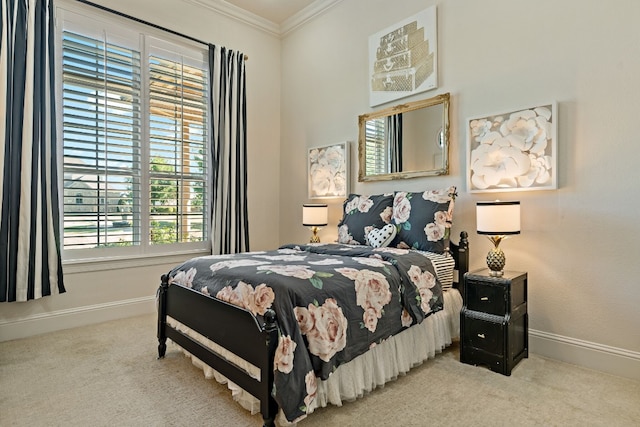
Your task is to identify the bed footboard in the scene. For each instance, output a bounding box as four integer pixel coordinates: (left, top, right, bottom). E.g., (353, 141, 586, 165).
(157, 275, 279, 426)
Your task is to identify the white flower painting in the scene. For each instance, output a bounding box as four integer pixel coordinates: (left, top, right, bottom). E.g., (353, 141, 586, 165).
(467, 103, 557, 192)
(308, 142, 348, 199)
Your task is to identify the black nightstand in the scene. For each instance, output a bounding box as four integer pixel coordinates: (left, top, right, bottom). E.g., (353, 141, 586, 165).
(460, 269, 528, 376)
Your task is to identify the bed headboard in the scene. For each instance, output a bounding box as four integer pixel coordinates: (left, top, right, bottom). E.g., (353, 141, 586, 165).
(449, 231, 469, 291)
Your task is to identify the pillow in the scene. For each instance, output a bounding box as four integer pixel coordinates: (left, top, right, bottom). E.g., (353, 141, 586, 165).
(391, 186, 456, 253)
(337, 193, 394, 245)
(417, 250, 456, 289)
(366, 223, 397, 248)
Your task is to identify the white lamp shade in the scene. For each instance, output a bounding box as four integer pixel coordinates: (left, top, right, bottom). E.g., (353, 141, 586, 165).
(302, 204, 328, 226)
(476, 201, 520, 235)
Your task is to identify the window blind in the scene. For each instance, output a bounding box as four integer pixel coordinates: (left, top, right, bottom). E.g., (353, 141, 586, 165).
(61, 30, 142, 249)
(364, 117, 388, 175)
(59, 7, 211, 257)
(148, 53, 208, 244)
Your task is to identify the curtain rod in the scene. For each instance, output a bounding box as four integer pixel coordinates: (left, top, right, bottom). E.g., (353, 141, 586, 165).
(75, 0, 248, 60)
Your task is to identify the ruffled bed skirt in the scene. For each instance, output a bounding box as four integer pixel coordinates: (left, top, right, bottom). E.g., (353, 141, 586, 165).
(167, 288, 463, 425)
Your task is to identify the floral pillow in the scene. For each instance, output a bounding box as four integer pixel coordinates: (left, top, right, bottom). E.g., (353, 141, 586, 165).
(337, 194, 394, 245)
(391, 186, 457, 253)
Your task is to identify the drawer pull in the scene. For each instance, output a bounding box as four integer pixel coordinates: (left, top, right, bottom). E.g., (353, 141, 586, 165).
(477, 333, 485, 339)
(480, 296, 489, 301)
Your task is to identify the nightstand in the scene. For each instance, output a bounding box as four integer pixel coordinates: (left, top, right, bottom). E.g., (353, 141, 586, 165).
(460, 269, 528, 376)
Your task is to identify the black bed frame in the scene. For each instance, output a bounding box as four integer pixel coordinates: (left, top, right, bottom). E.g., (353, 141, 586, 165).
(157, 232, 469, 426)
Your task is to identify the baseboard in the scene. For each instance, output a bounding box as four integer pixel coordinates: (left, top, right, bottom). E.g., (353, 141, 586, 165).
(0, 296, 156, 342)
(530, 329, 640, 381)
(3, 304, 639, 381)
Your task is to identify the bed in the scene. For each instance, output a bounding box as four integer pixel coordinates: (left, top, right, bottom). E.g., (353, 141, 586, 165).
(157, 189, 468, 426)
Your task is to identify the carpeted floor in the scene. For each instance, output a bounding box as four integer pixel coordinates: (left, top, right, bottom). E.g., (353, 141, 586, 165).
(1, 314, 639, 426)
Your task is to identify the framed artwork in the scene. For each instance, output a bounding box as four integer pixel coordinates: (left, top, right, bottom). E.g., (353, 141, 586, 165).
(467, 102, 558, 193)
(308, 142, 349, 199)
(368, 6, 438, 107)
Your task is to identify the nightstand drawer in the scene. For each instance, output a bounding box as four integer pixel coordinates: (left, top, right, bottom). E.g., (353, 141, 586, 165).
(466, 280, 507, 315)
(462, 315, 504, 355)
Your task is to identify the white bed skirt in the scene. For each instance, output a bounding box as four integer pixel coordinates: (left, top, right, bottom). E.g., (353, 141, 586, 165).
(167, 288, 463, 425)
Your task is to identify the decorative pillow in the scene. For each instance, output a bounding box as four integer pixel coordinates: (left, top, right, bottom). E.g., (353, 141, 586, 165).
(366, 223, 397, 248)
(418, 250, 456, 289)
(337, 194, 394, 245)
(391, 186, 457, 253)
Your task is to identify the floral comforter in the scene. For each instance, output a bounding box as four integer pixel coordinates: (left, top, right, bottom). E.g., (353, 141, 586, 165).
(167, 243, 443, 423)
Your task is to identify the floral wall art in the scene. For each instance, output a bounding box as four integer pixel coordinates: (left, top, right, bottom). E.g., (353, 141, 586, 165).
(308, 142, 348, 199)
(467, 103, 557, 193)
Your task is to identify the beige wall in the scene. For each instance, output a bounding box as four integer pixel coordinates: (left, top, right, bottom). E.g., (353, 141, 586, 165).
(0, 0, 281, 339)
(280, 0, 640, 374)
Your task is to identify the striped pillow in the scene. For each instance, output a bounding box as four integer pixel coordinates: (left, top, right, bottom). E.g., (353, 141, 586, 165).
(418, 250, 456, 289)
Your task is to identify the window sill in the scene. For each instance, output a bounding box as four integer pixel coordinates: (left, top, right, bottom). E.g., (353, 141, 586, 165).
(62, 249, 209, 275)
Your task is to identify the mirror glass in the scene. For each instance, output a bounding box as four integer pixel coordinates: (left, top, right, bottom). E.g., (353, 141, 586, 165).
(358, 93, 450, 181)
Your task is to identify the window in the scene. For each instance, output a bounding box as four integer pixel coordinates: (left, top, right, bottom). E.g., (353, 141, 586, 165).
(57, 6, 210, 260)
(364, 117, 388, 175)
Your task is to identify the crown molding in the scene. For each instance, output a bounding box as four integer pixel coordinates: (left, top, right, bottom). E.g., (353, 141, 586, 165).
(181, 0, 281, 36)
(281, 0, 342, 37)
(182, 0, 342, 37)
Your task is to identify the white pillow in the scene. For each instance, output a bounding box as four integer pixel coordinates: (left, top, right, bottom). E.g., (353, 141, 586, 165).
(367, 224, 397, 248)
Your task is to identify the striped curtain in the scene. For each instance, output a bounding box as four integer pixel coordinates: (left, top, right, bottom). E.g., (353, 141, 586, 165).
(1, 0, 65, 302)
(388, 113, 403, 173)
(209, 45, 249, 254)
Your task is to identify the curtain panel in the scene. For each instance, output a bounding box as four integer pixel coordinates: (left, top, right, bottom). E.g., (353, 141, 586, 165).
(1, 0, 65, 302)
(209, 45, 249, 255)
(388, 113, 403, 173)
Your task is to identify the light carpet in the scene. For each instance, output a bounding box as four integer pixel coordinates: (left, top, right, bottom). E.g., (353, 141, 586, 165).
(1, 314, 638, 426)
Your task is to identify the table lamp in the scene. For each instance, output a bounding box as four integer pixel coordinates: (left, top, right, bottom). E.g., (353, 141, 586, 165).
(476, 201, 520, 277)
(302, 204, 328, 243)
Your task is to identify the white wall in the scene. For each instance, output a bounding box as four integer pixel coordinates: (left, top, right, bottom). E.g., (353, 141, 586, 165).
(0, 0, 281, 340)
(280, 0, 640, 378)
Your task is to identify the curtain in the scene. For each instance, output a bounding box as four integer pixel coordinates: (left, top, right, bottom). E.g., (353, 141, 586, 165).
(1, 0, 64, 302)
(388, 113, 403, 173)
(208, 45, 249, 254)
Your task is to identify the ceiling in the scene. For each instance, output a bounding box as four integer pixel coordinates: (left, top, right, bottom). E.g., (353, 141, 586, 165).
(224, 0, 318, 25)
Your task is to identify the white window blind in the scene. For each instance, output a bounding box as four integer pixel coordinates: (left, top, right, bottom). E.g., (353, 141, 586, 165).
(61, 29, 142, 250)
(147, 43, 208, 246)
(364, 117, 388, 175)
(58, 7, 210, 259)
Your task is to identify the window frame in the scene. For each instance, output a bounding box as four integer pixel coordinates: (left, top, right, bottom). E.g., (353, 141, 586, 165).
(55, 1, 212, 265)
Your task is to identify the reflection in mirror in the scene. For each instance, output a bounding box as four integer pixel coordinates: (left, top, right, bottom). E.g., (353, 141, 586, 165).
(358, 93, 450, 181)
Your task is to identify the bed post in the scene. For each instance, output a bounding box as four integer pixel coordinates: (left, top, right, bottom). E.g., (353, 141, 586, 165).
(157, 274, 169, 359)
(261, 309, 279, 427)
(456, 231, 469, 299)
(457, 231, 469, 276)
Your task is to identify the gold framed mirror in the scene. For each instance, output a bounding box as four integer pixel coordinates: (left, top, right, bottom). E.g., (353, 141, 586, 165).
(358, 93, 450, 181)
